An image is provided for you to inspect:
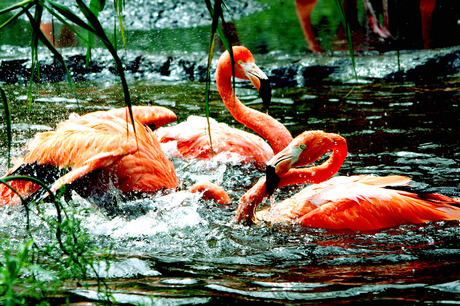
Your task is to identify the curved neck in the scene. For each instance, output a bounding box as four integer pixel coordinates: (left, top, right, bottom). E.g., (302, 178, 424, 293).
(216, 72, 293, 154)
(280, 138, 348, 187)
(232, 177, 267, 224)
(233, 133, 347, 225)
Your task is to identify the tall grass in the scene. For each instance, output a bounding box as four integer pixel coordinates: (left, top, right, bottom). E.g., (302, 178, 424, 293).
(203, 0, 236, 154)
(330, 0, 357, 80)
(0, 0, 133, 120)
(0, 176, 113, 303)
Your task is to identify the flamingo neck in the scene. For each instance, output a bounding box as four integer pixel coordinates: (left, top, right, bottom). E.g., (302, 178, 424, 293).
(233, 132, 348, 225)
(280, 138, 348, 187)
(232, 177, 267, 224)
(216, 71, 293, 154)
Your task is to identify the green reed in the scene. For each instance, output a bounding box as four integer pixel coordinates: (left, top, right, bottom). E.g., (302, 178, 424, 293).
(330, 0, 357, 80)
(0, 176, 113, 303)
(203, 0, 237, 154)
(0, 87, 11, 169)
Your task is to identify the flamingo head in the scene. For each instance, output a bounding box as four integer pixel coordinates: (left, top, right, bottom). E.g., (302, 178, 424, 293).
(265, 130, 348, 195)
(218, 46, 272, 109)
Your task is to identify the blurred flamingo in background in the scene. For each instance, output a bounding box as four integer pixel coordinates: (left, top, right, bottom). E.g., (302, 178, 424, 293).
(420, 0, 437, 49)
(40, 23, 77, 48)
(228, 130, 460, 231)
(295, 0, 323, 52)
(296, 0, 437, 52)
(157, 46, 293, 164)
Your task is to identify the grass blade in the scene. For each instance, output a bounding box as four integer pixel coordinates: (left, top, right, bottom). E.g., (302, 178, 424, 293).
(331, 0, 357, 80)
(75, 0, 133, 127)
(203, 0, 238, 154)
(0, 4, 33, 31)
(114, 0, 127, 50)
(26, 2, 43, 108)
(0, 0, 33, 15)
(206, 0, 235, 98)
(0, 86, 12, 169)
(24, 10, 73, 87)
(203, 0, 225, 154)
(45, 0, 96, 32)
(90, 0, 106, 12)
(85, 0, 106, 64)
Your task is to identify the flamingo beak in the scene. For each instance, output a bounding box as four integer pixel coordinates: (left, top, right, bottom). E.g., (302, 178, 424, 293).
(265, 144, 305, 195)
(240, 61, 272, 110)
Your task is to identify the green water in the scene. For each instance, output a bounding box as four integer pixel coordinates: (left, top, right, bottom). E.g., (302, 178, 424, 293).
(2, 0, 458, 54)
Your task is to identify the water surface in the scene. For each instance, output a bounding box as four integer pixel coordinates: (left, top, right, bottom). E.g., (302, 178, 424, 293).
(0, 56, 459, 304)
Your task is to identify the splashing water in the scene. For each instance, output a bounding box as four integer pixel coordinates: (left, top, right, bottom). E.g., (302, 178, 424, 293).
(0, 67, 459, 303)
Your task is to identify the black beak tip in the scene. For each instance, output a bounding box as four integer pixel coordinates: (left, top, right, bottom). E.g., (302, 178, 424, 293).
(259, 78, 272, 111)
(265, 164, 280, 196)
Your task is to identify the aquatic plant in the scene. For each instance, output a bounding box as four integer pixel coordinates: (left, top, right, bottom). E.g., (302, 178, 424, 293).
(330, 0, 357, 80)
(0, 0, 133, 121)
(0, 240, 35, 305)
(0, 176, 114, 303)
(0, 87, 11, 169)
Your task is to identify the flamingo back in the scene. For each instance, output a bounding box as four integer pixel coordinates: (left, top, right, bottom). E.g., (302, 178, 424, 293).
(257, 175, 460, 231)
(157, 116, 273, 163)
(1, 111, 178, 206)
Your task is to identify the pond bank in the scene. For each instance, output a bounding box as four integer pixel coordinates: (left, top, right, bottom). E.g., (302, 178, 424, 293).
(1, 47, 459, 86)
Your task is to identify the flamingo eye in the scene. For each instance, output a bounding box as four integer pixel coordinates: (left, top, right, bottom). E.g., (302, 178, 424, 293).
(237, 60, 244, 65)
(300, 144, 307, 150)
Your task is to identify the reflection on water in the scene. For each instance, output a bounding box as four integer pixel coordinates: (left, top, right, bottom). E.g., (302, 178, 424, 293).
(0, 68, 459, 303)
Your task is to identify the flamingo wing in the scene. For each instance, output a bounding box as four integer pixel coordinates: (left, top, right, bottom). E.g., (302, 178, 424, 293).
(2, 109, 179, 206)
(86, 106, 177, 130)
(300, 190, 460, 231)
(260, 176, 460, 231)
(24, 123, 138, 170)
(158, 116, 273, 162)
(0, 129, 137, 206)
(28, 125, 139, 194)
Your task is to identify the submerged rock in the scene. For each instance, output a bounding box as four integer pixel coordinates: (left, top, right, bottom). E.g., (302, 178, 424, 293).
(0, 59, 29, 83)
(385, 50, 460, 83)
(0, 47, 459, 86)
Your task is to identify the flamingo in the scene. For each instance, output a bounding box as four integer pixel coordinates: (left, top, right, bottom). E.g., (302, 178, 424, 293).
(0, 106, 178, 206)
(295, 0, 323, 52)
(229, 130, 460, 231)
(40, 23, 76, 48)
(157, 46, 293, 164)
(87, 105, 177, 130)
(190, 181, 231, 205)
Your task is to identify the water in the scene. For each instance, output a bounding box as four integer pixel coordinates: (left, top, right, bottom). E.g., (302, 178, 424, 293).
(2, 0, 459, 54)
(0, 51, 460, 303)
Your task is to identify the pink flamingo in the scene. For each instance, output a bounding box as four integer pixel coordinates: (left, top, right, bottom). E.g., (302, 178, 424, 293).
(227, 130, 460, 231)
(0, 106, 178, 206)
(158, 46, 293, 164)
